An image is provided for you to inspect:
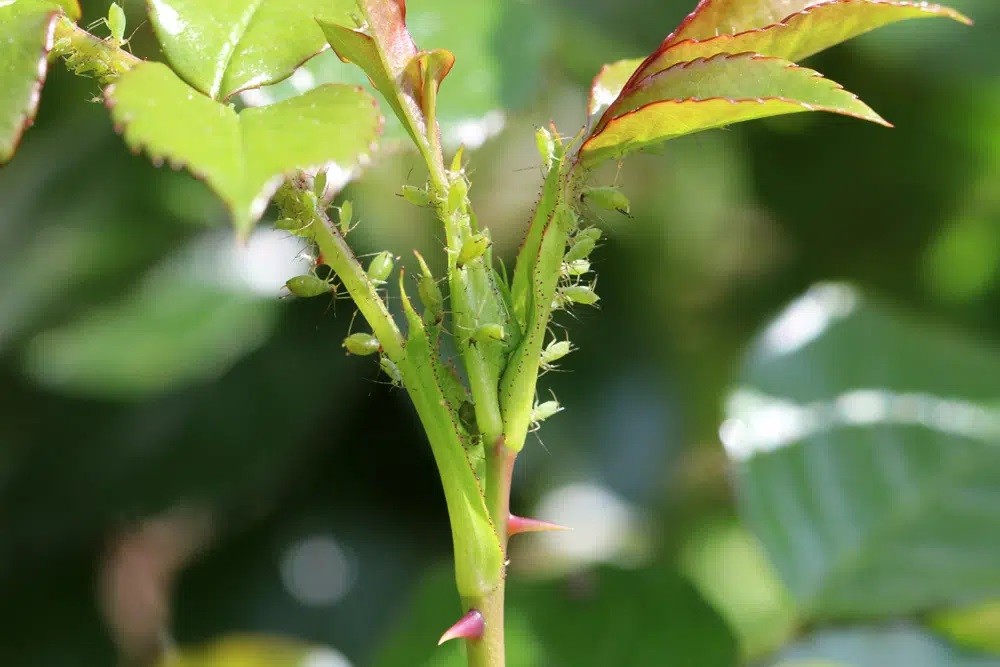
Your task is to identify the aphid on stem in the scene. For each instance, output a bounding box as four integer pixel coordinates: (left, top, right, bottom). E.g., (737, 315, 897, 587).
(285, 273, 338, 299)
(366, 251, 395, 285)
(540, 337, 575, 372)
(343, 332, 381, 356)
(529, 390, 563, 432)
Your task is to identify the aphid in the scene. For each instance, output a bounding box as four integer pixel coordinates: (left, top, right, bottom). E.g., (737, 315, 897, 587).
(342, 332, 380, 356)
(530, 394, 563, 430)
(274, 217, 313, 238)
(450, 145, 466, 173)
(313, 169, 328, 201)
(581, 185, 631, 216)
(560, 283, 600, 306)
(379, 356, 403, 387)
(540, 338, 574, 370)
(367, 251, 394, 284)
(413, 251, 444, 324)
(457, 233, 490, 267)
(473, 323, 506, 344)
(561, 259, 591, 277)
(563, 227, 601, 263)
(88, 3, 127, 47)
(446, 175, 468, 215)
(535, 126, 555, 170)
(286, 273, 337, 298)
(337, 200, 355, 235)
(400, 184, 431, 207)
(458, 400, 479, 436)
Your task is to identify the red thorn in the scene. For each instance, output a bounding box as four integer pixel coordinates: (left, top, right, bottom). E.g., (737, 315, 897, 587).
(438, 609, 484, 645)
(508, 513, 572, 536)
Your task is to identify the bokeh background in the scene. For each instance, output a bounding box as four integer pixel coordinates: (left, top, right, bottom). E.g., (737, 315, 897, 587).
(1, 0, 998, 665)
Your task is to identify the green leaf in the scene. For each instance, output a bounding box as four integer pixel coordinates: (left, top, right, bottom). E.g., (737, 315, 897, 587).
(929, 600, 1000, 654)
(725, 284, 1000, 618)
(106, 62, 381, 234)
(581, 54, 886, 167)
(668, 0, 835, 41)
(512, 565, 738, 667)
(0, 0, 80, 162)
(772, 624, 1000, 667)
(146, 0, 354, 100)
(160, 635, 350, 667)
(589, 1, 969, 118)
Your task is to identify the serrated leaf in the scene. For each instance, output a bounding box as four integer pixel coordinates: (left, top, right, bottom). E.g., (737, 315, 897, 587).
(261, 1, 548, 150)
(725, 284, 1000, 617)
(146, 0, 355, 100)
(0, 0, 79, 162)
(669, 0, 828, 42)
(581, 54, 886, 166)
(106, 62, 381, 234)
(591, 1, 969, 118)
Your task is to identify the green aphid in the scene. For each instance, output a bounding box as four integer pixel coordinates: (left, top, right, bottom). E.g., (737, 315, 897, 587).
(107, 3, 126, 44)
(535, 126, 555, 170)
(447, 175, 468, 214)
(313, 169, 328, 200)
(473, 323, 506, 344)
(343, 332, 380, 356)
(561, 259, 591, 277)
(274, 217, 312, 238)
(581, 186, 631, 216)
(457, 233, 490, 267)
(286, 274, 336, 298)
(401, 184, 431, 207)
(564, 234, 598, 264)
(458, 401, 479, 436)
(560, 284, 600, 306)
(338, 200, 354, 235)
(379, 356, 403, 387)
(367, 251, 394, 284)
(530, 397, 563, 428)
(541, 339, 574, 369)
(413, 250, 444, 324)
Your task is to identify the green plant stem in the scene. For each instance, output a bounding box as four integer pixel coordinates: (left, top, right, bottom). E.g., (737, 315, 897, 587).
(276, 184, 404, 361)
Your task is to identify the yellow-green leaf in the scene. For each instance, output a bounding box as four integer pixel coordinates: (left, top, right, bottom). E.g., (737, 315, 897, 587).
(146, 0, 355, 100)
(107, 62, 381, 234)
(0, 0, 80, 162)
(582, 54, 886, 167)
(160, 635, 348, 667)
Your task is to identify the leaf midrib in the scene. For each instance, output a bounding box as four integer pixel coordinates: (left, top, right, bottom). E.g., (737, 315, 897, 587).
(209, 0, 266, 99)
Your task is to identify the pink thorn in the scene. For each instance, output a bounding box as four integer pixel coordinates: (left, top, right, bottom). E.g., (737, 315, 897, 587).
(508, 513, 572, 536)
(437, 609, 485, 645)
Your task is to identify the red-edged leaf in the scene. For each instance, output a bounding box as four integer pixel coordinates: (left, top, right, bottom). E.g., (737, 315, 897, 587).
(318, 0, 454, 145)
(669, 0, 826, 42)
(591, 0, 969, 122)
(0, 1, 69, 163)
(581, 53, 887, 167)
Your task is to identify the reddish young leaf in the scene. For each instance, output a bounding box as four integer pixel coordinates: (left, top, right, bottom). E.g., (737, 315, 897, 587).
(581, 54, 887, 167)
(590, 1, 969, 123)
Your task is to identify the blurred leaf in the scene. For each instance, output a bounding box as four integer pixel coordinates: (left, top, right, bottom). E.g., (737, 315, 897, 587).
(146, 0, 354, 100)
(376, 563, 734, 667)
(264, 1, 549, 149)
(582, 54, 885, 166)
(161, 635, 350, 667)
(106, 62, 381, 233)
(772, 623, 1000, 667)
(22, 235, 280, 398)
(0, 1, 65, 162)
(513, 565, 737, 667)
(924, 210, 1000, 304)
(929, 600, 1000, 654)
(681, 517, 799, 660)
(726, 284, 1000, 618)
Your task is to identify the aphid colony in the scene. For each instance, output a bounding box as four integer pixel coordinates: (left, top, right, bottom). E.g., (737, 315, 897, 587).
(55, 3, 133, 85)
(278, 136, 630, 436)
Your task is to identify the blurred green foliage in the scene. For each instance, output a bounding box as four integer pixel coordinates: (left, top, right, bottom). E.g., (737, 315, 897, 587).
(0, 0, 998, 665)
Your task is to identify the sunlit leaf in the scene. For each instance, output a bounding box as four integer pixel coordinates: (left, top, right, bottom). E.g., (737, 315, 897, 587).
(106, 62, 381, 233)
(929, 600, 1000, 654)
(588, 1, 968, 122)
(772, 623, 1000, 667)
(725, 284, 1000, 617)
(0, 0, 80, 162)
(160, 635, 350, 667)
(581, 54, 886, 167)
(146, 0, 355, 100)
(669, 0, 832, 42)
